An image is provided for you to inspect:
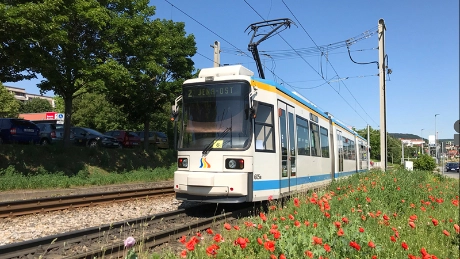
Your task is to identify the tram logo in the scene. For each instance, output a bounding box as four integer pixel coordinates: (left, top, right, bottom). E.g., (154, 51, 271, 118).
(199, 157, 211, 168)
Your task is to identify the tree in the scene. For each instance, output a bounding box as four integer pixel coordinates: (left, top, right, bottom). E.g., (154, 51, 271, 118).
(1, 0, 112, 146)
(53, 96, 64, 113)
(19, 98, 53, 113)
(101, 2, 196, 149)
(0, 83, 20, 118)
(71, 92, 127, 133)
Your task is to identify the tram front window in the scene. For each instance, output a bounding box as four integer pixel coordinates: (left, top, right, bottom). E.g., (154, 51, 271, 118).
(180, 81, 251, 150)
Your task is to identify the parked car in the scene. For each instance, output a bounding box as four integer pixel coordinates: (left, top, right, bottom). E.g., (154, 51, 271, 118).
(71, 127, 120, 148)
(0, 118, 40, 145)
(445, 162, 459, 172)
(136, 131, 169, 149)
(104, 130, 141, 148)
(36, 123, 74, 145)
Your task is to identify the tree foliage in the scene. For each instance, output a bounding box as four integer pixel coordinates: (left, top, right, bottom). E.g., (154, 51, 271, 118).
(413, 154, 436, 171)
(0, 83, 20, 118)
(71, 92, 127, 133)
(1, 0, 112, 145)
(99, 1, 196, 149)
(19, 98, 52, 113)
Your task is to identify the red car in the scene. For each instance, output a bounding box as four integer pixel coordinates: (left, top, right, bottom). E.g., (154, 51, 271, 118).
(104, 130, 141, 148)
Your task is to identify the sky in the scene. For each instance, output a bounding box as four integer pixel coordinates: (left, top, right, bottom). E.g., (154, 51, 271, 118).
(5, 0, 459, 140)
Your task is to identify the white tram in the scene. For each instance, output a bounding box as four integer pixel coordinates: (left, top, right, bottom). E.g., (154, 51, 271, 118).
(172, 65, 369, 203)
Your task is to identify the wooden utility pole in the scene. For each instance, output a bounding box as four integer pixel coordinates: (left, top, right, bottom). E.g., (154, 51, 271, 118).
(378, 19, 387, 171)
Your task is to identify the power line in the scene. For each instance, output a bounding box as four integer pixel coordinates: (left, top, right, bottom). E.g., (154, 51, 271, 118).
(244, 0, 371, 126)
(281, 0, 378, 127)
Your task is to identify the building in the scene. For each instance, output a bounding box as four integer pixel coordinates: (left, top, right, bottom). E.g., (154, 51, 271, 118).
(19, 112, 64, 124)
(399, 138, 424, 147)
(4, 85, 55, 108)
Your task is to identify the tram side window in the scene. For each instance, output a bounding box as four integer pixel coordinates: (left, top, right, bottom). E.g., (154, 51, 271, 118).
(343, 137, 350, 159)
(350, 140, 355, 160)
(320, 126, 329, 158)
(254, 102, 274, 151)
(310, 122, 321, 157)
(296, 116, 310, 156)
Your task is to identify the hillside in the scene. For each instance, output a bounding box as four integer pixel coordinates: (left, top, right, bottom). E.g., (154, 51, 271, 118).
(389, 133, 421, 139)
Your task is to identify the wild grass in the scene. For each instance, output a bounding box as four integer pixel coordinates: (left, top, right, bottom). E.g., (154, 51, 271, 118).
(0, 144, 176, 190)
(141, 169, 460, 259)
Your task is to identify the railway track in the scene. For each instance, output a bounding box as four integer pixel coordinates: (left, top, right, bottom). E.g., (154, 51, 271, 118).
(0, 203, 253, 259)
(0, 186, 174, 218)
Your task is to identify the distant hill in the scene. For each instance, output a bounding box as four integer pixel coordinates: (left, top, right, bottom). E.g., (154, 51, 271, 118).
(389, 133, 421, 139)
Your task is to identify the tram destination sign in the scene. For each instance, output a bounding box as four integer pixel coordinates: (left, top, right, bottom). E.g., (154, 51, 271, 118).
(184, 84, 242, 99)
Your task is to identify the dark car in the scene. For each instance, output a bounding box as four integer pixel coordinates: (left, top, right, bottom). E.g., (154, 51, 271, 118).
(136, 131, 169, 149)
(0, 118, 40, 145)
(104, 130, 141, 148)
(71, 127, 120, 148)
(36, 123, 74, 145)
(445, 162, 459, 172)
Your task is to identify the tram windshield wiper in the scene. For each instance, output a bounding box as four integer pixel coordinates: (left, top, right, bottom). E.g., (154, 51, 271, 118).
(202, 127, 231, 155)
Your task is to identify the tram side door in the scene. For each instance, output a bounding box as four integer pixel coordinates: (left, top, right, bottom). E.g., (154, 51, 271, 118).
(278, 101, 297, 195)
(337, 130, 344, 172)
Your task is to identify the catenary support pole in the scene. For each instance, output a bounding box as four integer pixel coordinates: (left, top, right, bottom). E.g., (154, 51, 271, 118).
(378, 19, 387, 171)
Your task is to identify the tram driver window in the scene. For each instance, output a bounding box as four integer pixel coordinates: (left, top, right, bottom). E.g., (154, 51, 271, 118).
(254, 102, 274, 151)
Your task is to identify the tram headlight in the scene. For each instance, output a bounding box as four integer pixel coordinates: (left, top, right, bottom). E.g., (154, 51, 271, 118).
(178, 158, 188, 168)
(225, 158, 244, 169)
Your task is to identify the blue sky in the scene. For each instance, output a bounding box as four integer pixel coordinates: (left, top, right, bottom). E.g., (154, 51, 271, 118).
(5, 0, 459, 139)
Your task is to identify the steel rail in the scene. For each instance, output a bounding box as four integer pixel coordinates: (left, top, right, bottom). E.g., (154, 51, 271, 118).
(0, 203, 248, 259)
(0, 186, 174, 218)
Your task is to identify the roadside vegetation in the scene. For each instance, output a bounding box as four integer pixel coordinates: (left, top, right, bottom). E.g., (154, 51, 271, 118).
(0, 144, 176, 190)
(140, 169, 459, 259)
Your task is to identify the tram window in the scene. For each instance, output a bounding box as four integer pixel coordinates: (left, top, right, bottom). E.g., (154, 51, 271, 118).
(255, 103, 274, 151)
(320, 126, 329, 158)
(310, 122, 321, 157)
(343, 137, 350, 160)
(350, 140, 355, 160)
(296, 115, 310, 156)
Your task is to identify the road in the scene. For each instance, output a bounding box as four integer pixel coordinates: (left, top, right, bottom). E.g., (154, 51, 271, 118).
(439, 167, 459, 180)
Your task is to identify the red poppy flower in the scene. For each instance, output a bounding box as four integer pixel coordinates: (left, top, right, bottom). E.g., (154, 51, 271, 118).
(390, 236, 396, 242)
(368, 241, 376, 248)
(409, 222, 416, 228)
(206, 228, 213, 234)
(294, 197, 300, 207)
(233, 225, 240, 230)
(270, 254, 277, 259)
(224, 223, 231, 230)
(257, 237, 263, 245)
(359, 227, 365, 233)
(213, 234, 223, 242)
(304, 220, 310, 226)
(206, 244, 219, 256)
(289, 214, 295, 220)
(324, 243, 331, 252)
(305, 250, 313, 258)
(280, 216, 286, 221)
(336, 228, 344, 236)
(342, 217, 349, 224)
(366, 197, 372, 202)
(180, 250, 187, 258)
(443, 230, 450, 236)
(294, 220, 301, 227)
(324, 212, 331, 218)
(401, 242, 408, 250)
(234, 237, 247, 249)
(264, 240, 276, 252)
(454, 224, 460, 233)
(431, 218, 438, 226)
(349, 241, 361, 251)
(372, 255, 377, 259)
(383, 214, 389, 220)
(279, 254, 286, 259)
(260, 212, 268, 222)
(186, 240, 196, 251)
(312, 236, 323, 245)
(313, 222, 318, 228)
(334, 221, 341, 228)
(179, 235, 187, 244)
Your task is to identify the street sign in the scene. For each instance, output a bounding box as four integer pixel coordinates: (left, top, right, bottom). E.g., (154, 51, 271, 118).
(55, 113, 64, 120)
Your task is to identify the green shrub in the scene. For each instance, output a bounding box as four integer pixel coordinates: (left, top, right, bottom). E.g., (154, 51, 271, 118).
(414, 154, 436, 171)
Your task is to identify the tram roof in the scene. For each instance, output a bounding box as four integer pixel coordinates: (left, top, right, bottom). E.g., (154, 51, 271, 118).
(253, 77, 366, 141)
